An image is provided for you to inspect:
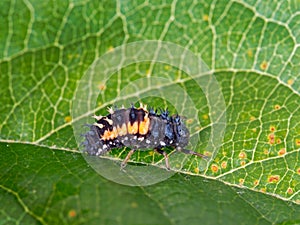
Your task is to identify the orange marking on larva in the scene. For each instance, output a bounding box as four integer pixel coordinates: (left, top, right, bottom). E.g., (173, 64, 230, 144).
(102, 127, 118, 140)
(278, 148, 286, 156)
(117, 123, 127, 136)
(128, 121, 138, 134)
(138, 114, 150, 135)
(268, 175, 280, 183)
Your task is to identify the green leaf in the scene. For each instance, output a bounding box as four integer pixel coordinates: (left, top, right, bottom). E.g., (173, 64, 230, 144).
(1, 0, 300, 224)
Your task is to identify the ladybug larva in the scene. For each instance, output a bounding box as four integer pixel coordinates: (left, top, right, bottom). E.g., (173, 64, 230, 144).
(82, 103, 205, 170)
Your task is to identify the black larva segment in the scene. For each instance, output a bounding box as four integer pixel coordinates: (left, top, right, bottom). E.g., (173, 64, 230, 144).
(82, 104, 205, 170)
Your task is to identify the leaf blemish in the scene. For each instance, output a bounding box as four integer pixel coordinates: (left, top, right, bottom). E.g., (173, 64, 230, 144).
(260, 61, 268, 70)
(239, 178, 244, 185)
(268, 133, 275, 145)
(269, 126, 276, 132)
(68, 209, 76, 218)
(211, 164, 219, 173)
(238, 152, 247, 159)
(64, 116, 72, 123)
(221, 161, 227, 169)
(274, 104, 280, 110)
(203, 14, 209, 21)
(253, 180, 259, 187)
(268, 175, 280, 183)
(295, 139, 300, 146)
(278, 148, 286, 156)
(287, 79, 294, 85)
(98, 83, 106, 91)
(287, 188, 293, 195)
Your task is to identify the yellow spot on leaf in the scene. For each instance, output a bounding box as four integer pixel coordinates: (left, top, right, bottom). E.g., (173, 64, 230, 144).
(239, 152, 247, 159)
(250, 116, 256, 121)
(64, 116, 72, 123)
(164, 65, 170, 70)
(202, 114, 209, 120)
(146, 69, 151, 77)
(247, 49, 253, 57)
(263, 148, 269, 155)
(186, 118, 193, 124)
(287, 188, 293, 195)
(253, 180, 259, 186)
(221, 161, 227, 169)
(131, 202, 138, 208)
(296, 139, 300, 146)
(68, 209, 76, 218)
(203, 14, 209, 21)
(274, 104, 280, 110)
(107, 46, 114, 52)
(194, 167, 200, 173)
(269, 126, 276, 132)
(260, 61, 268, 70)
(204, 151, 211, 157)
(98, 83, 106, 91)
(239, 178, 244, 185)
(260, 187, 266, 193)
(287, 79, 294, 85)
(240, 160, 246, 166)
(194, 126, 201, 131)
